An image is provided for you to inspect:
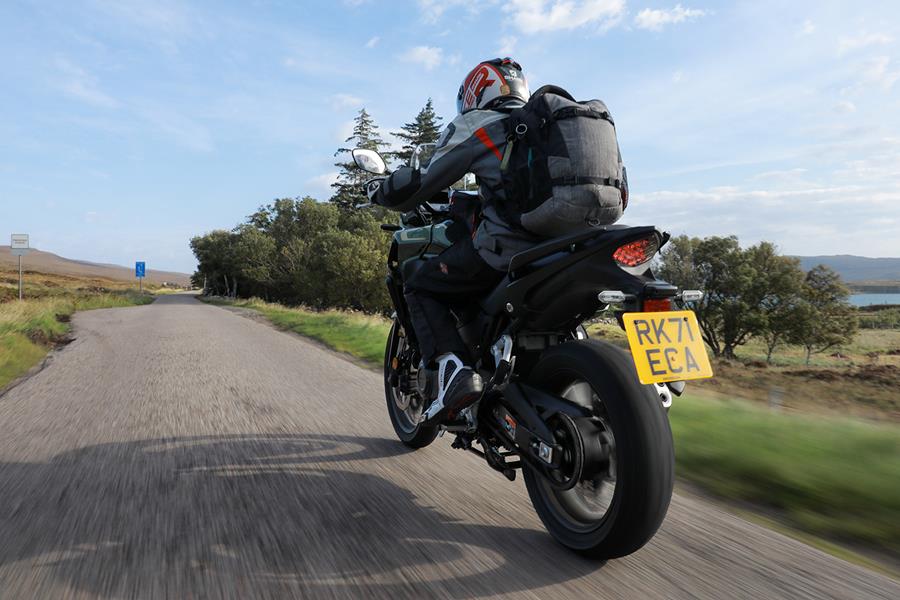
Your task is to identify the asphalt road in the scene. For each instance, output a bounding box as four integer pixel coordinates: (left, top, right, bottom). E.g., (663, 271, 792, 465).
(0, 294, 896, 599)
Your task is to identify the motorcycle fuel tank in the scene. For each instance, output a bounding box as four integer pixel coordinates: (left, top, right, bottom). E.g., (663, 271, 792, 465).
(394, 221, 453, 266)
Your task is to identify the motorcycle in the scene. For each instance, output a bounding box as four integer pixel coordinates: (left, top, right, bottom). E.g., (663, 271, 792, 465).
(351, 145, 713, 559)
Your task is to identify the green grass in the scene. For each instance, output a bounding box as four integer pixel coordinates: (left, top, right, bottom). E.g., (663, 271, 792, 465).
(0, 291, 154, 389)
(208, 297, 900, 562)
(670, 394, 900, 559)
(208, 298, 391, 365)
(0, 333, 47, 389)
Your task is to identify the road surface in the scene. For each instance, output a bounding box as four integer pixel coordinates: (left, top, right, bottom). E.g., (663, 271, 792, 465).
(0, 294, 896, 599)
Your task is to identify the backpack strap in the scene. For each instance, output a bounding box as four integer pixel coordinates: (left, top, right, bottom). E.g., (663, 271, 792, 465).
(551, 176, 623, 188)
(551, 106, 615, 125)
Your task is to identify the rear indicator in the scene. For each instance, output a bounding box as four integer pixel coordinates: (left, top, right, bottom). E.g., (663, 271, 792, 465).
(643, 298, 672, 312)
(613, 236, 660, 269)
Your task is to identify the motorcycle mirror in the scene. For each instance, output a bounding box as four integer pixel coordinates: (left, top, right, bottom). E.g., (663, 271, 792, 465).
(352, 149, 388, 175)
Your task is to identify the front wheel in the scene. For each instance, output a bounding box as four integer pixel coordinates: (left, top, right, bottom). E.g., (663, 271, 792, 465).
(523, 339, 674, 559)
(384, 321, 439, 448)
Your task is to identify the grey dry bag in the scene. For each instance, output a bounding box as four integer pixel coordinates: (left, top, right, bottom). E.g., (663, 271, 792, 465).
(498, 85, 628, 237)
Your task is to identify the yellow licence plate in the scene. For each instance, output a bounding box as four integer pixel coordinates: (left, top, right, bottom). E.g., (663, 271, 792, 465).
(623, 310, 714, 385)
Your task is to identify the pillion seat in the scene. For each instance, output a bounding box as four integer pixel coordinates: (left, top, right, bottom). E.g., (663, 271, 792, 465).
(507, 225, 633, 275)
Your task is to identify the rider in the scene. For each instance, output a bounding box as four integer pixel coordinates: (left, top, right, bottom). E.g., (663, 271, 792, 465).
(371, 58, 537, 424)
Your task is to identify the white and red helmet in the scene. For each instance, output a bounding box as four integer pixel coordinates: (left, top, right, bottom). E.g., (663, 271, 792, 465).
(457, 58, 530, 114)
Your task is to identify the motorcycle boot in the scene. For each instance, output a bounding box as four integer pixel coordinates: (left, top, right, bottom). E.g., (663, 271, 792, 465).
(420, 353, 483, 424)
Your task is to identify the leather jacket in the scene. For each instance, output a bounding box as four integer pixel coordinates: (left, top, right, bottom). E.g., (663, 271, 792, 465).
(373, 103, 540, 270)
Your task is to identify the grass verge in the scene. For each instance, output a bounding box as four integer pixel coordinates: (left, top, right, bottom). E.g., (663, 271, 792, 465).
(208, 297, 899, 567)
(205, 297, 390, 365)
(672, 393, 899, 562)
(0, 291, 154, 389)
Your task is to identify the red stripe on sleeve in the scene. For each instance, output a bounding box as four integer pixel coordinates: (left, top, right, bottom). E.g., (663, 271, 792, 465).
(474, 127, 503, 161)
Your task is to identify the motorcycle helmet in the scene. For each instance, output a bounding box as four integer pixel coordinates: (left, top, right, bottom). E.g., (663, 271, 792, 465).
(457, 57, 530, 114)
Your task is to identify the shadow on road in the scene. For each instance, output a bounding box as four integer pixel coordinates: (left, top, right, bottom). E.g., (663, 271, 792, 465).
(0, 434, 603, 598)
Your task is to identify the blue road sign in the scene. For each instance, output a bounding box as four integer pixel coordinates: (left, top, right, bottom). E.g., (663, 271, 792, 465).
(135, 261, 146, 278)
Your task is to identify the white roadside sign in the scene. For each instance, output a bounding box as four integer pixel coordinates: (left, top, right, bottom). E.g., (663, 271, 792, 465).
(11, 234, 29, 249)
(11, 234, 29, 257)
(11, 234, 29, 299)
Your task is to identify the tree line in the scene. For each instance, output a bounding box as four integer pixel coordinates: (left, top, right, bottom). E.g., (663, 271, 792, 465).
(191, 101, 859, 364)
(657, 235, 858, 364)
(191, 100, 442, 313)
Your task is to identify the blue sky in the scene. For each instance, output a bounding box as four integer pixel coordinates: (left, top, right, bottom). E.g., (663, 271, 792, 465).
(1, 0, 898, 273)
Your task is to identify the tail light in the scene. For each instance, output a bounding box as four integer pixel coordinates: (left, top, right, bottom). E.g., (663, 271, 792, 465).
(643, 298, 671, 312)
(613, 236, 660, 271)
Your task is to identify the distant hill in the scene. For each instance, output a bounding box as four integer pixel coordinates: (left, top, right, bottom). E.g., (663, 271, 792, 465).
(793, 255, 900, 284)
(0, 246, 191, 286)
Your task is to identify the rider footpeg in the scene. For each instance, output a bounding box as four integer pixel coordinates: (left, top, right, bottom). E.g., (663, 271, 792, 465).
(502, 469, 516, 482)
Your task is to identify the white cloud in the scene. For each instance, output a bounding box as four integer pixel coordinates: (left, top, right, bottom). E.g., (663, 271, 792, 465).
(336, 119, 356, 143)
(417, 0, 493, 24)
(54, 58, 119, 109)
(834, 100, 857, 113)
(748, 168, 809, 183)
(634, 4, 706, 31)
(331, 93, 364, 109)
(497, 35, 518, 56)
(672, 70, 683, 83)
(90, 0, 191, 35)
(504, 0, 624, 34)
(799, 19, 815, 35)
(365, 36, 380, 48)
(306, 171, 340, 198)
(628, 182, 900, 257)
(400, 46, 444, 71)
(137, 104, 214, 152)
(861, 56, 900, 90)
(838, 32, 893, 55)
(835, 148, 900, 181)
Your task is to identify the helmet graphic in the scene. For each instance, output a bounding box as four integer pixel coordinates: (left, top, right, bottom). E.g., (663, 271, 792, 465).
(457, 58, 530, 114)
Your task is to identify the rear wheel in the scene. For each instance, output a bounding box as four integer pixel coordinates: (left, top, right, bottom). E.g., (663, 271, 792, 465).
(523, 339, 674, 559)
(384, 321, 439, 448)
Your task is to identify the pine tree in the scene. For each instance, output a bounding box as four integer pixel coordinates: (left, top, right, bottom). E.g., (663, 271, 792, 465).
(390, 98, 443, 165)
(331, 109, 389, 210)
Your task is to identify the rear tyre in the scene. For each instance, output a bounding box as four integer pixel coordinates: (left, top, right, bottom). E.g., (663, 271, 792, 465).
(523, 339, 674, 559)
(384, 321, 439, 448)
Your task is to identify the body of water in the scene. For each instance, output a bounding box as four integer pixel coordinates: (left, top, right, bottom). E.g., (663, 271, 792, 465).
(850, 293, 900, 307)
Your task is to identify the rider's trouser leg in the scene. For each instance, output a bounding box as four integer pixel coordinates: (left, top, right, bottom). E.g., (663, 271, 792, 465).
(404, 237, 504, 365)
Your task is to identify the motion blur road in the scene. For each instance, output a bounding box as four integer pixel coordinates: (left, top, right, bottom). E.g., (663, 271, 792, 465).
(0, 294, 896, 599)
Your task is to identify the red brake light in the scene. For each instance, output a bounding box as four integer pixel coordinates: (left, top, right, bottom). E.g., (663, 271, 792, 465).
(643, 298, 671, 312)
(613, 236, 659, 268)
